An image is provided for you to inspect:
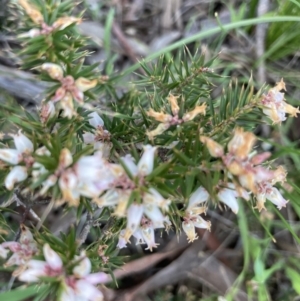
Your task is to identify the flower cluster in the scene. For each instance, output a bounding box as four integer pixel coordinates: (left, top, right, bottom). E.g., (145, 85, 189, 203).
(19, 243, 109, 301)
(41, 63, 98, 118)
(201, 127, 288, 213)
(260, 79, 300, 124)
(147, 94, 207, 138)
(0, 224, 38, 276)
(18, 0, 81, 38)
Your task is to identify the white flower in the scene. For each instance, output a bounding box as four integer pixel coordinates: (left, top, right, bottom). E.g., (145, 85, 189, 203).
(18, 243, 63, 282)
(124, 203, 144, 241)
(0, 132, 34, 190)
(182, 216, 211, 243)
(265, 187, 288, 210)
(187, 186, 209, 211)
(5, 166, 28, 191)
(143, 188, 170, 211)
(217, 187, 239, 214)
(121, 145, 157, 177)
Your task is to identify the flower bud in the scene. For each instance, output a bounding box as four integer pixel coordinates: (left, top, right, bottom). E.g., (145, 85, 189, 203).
(75, 77, 98, 92)
(137, 145, 157, 175)
(42, 63, 64, 80)
(183, 103, 207, 121)
(5, 166, 28, 190)
(200, 136, 224, 157)
(167, 94, 180, 115)
(147, 109, 172, 123)
(147, 123, 170, 138)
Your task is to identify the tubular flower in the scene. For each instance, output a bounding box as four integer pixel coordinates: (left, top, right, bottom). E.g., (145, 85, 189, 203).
(41, 63, 98, 118)
(261, 78, 300, 124)
(147, 93, 206, 138)
(0, 131, 34, 190)
(0, 225, 38, 276)
(182, 186, 211, 242)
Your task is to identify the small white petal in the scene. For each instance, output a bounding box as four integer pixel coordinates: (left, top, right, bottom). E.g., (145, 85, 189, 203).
(43, 244, 63, 271)
(117, 230, 127, 249)
(143, 188, 170, 211)
(187, 186, 209, 209)
(85, 272, 110, 285)
(5, 166, 28, 190)
(73, 256, 91, 278)
(0, 245, 9, 259)
(137, 145, 157, 175)
(75, 279, 104, 301)
(217, 188, 239, 214)
(87, 112, 104, 128)
(13, 132, 34, 154)
(0, 149, 21, 164)
(193, 216, 211, 230)
(265, 187, 288, 210)
(120, 154, 138, 176)
(83, 132, 96, 144)
(143, 204, 166, 228)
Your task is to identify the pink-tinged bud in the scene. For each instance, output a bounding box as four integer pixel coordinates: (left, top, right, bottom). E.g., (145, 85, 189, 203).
(183, 103, 207, 122)
(143, 204, 165, 228)
(0, 149, 21, 165)
(141, 226, 158, 251)
(5, 166, 28, 190)
(52, 87, 66, 102)
(120, 154, 138, 176)
(43, 244, 63, 271)
(75, 77, 98, 92)
(200, 136, 224, 157)
(42, 63, 64, 80)
(182, 220, 198, 243)
(227, 128, 256, 159)
(265, 187, 288, 210)
(187, 186, 209, 210)
(52, 16, 82, 30)
(13, 131, 33, 154)
(137, 145, 157, 175)
(124, 203, 144, 241)
(147, 109, 172, 123)
(147, 123, 170, 138)
(217, 188, 239, 214)
(71, 87, 84, 104)
(73, 255, 91, 278)
(250, 152, 271, 165)
(87, 112, 104, 128)
(40, 101, 56, 123)
(167, 94, 180, 115)
(59, 148, 73, 169)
